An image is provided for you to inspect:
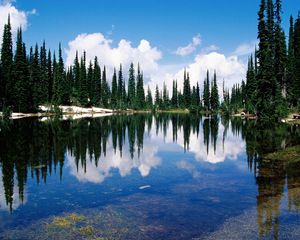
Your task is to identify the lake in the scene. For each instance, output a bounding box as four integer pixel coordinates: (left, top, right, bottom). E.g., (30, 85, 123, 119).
(0, 114, 300, 240)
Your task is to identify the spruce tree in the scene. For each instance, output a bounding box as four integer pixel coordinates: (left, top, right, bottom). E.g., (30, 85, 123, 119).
(87, 61, 93, 104)
(210, 71, 219, 111)
(127, 63, 136, 108)
(136, 64, 145, 109)
(40, 41, 48, 102)
(287, 16, 295, 104)
(274, 0, 287, 96)
(111, 68, 118, 108)
(155, 84, 160, 107)
(146, 86, 153, 109)
(47, 49, 53, 102)
(101, 66, 110, 108)
(1, 15, 13, 109)
(79, 52, 88, 106)
(73, 51, 80, 102)
(11, 28, 30, 112)
(257, 0, 278, 118)
(32, 44, 42, 107)
(92, 56, 101, 106)
(203, 70, 210, 111)
(294, 15, 300, 105)
(183, 69, 191, 108)
(171, 80, 178, 108)
(117, 64, 123, 107)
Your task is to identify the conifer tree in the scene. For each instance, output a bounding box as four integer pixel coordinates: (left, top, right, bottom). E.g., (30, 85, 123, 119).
(294, 15, 300, 105)
(287, 16, 295, 104)
(196, 82, 200, 107)
(203, 70, 210, 111)
(127, 63, 136, 108)
(101, 66, 110, 108)
(183, 69, 191, 108)
(117, 64, 123, 107)
(79, 52, 88, 106)
(210, 71, 219, 111)
(32, 44, 42, 107)
(171, 80, 178, 108)
(92, 56, 101, 106)
(274, 0, 287, 96)
(73, 51, 80, 100)
(40, 41, 48, 102)
(87, 61, 93, 104)
(11, 28, 29, 112)
(146, 86, 153, 109)
(155, 84, 160, 107)
(47, 49, 53, 102)
(111, 68, 118, 108)
(1, 15, 13, 109)
(162, 82, 169, 109)
(136, 64, 145, 109)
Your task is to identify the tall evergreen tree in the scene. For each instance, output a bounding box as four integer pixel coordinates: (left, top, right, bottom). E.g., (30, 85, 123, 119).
(136, 64, 145, 109)
(210, 71, 219, 111)
(294, 15, 300, 105)
(52, 44, 67, 105)
(11, 28, 29, 112)
(1, 15, 13, 109)
(111, 68, 118, 108)
(146, 86, 153, 109)
(274, 0, 287, 96)
(155, 84, 160, 107)
(40, 41, 48, 102)
(92, 56, 101, 106)
(127, 63, 136, 108)
(87, 61, 93, 104)
(73, 51, 80, 101)
(287, 16, 295, 104)
(171, 80, 178, 108)
(203, 70, 210, 111)
(47, 49, 53, 102)
(256, 0, 278, 117)
(32, 44, 42, 107)
(183, 69, 191, 108)
(79, 52, 88, 106)
(117, 64, 123, 107)
(101, 66, 110, 108)
(246, 55, 257, 111)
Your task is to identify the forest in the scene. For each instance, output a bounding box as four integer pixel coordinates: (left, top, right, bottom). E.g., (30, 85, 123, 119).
(0, 0, 299, 119)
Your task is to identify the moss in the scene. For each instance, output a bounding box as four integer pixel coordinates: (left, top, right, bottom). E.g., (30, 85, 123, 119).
(263, 145, 300, 163)
(78, 226, 94, 236)
(48, 213, 86, 229)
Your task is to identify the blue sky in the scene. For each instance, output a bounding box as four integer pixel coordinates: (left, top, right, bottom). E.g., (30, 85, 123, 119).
(0, 0, 299, 92)
(13, 0, 298, 61)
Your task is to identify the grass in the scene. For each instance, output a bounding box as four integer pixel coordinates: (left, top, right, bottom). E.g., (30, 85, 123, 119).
(263, 145, 300, 163)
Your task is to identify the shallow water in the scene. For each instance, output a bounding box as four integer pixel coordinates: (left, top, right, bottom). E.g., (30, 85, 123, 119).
(0, 114, 300, 239)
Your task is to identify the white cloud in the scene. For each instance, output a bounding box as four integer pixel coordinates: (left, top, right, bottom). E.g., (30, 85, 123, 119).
(65, 33, 247, 98)
(65, 33, 162, 82)
(175, 34, 202, 57)
(233, 41, 257, 56)
(200, 45, 219, 54)
(67, 132, 161, 184)
(148, 51, 246, 99)
(0, 1, 35, 42)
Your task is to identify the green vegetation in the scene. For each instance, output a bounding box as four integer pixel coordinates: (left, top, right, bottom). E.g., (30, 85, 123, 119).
(263, 145, 300, 163)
